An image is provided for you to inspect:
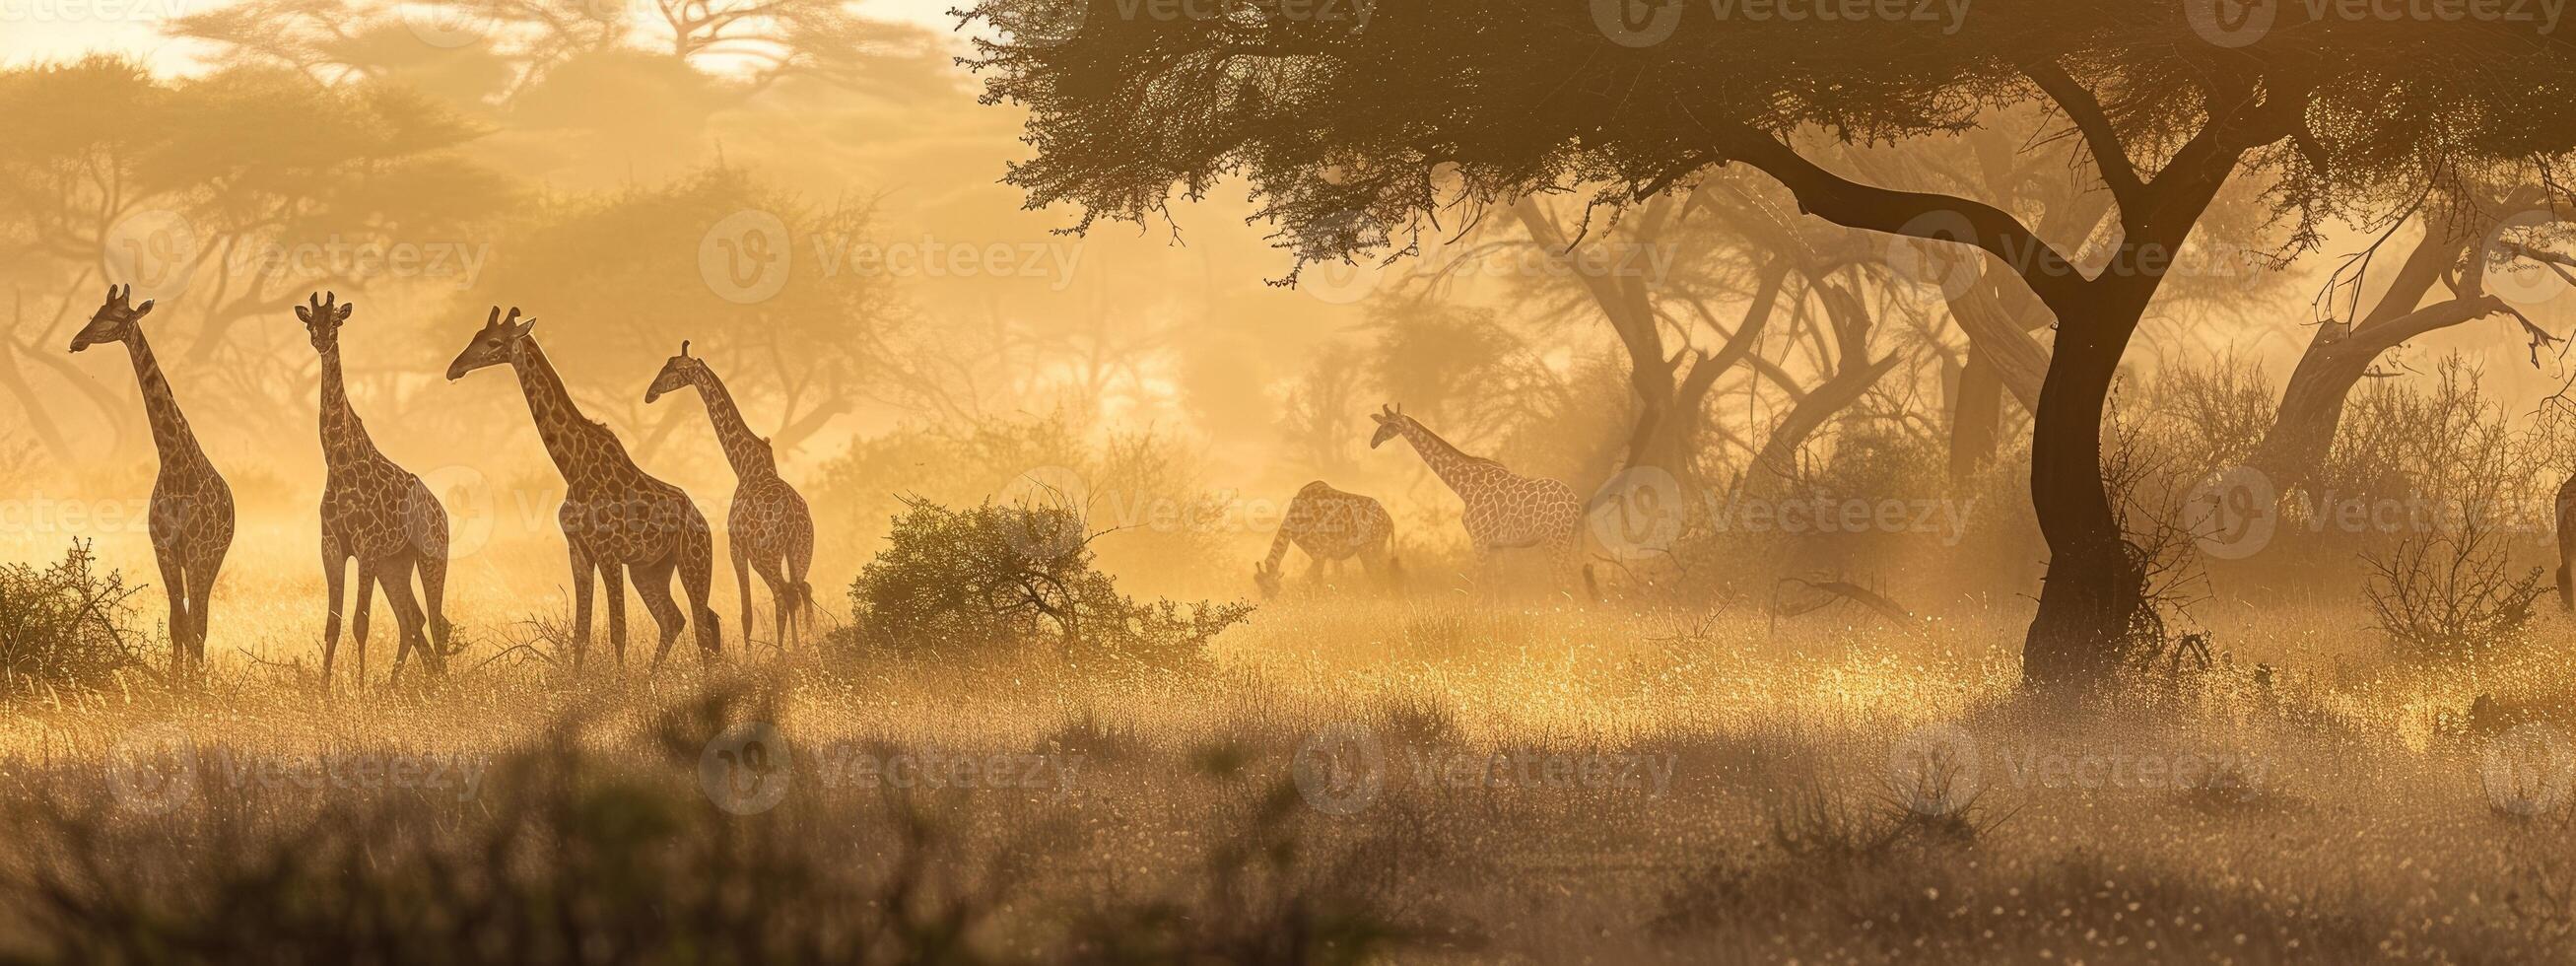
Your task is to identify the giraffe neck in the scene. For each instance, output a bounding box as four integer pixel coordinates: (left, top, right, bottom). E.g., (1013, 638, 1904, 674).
(316, 344, 373, 458)
(1396, 418, 1493, 498)
(1262, 522, 1296, 571)
(508, 338, 613, 482)
(687, 365, 779, 481)
(121, 328, 204, 467)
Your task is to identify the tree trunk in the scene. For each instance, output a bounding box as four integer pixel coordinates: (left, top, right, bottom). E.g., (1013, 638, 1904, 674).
(2018, 297, 2147, 688)
(1948, 349, 2003, 482)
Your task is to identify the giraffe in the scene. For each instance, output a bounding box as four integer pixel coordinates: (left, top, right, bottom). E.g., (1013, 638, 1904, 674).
(299, 292, 450, 685)
(645, 341, 817, 653)
(1254, 480, 1396, 599)
(446, 308, 721, 667)
(68, 284, 235, 680)
(1366, 404, 1587, 594)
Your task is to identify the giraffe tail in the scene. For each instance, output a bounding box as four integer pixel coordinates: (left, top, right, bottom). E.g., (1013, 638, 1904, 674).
(1582, 564, 1599, 604)
(794, 581, 819, 621)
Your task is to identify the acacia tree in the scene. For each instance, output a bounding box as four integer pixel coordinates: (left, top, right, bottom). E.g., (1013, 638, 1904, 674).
(964, 0, 2576, 687)
(2248, 194, 2573, 491)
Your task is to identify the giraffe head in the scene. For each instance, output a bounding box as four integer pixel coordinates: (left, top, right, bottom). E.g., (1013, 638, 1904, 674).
(1366, 402, 1409, 448)
(445, 306, 536, 380)
(1253, 559, 1282, 599)
(644, 340, 705, 404)
(67, 284, 156, 353)
(294, 291, 356, 354)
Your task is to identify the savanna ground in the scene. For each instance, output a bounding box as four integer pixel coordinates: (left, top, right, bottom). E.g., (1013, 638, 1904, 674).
(4, 509, 2574, 964)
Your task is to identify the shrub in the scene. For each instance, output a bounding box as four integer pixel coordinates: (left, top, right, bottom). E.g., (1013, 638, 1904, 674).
(0, 541, 152, 697)
(829, 497, 1252, 670)
(2364, 517, 2548, 660)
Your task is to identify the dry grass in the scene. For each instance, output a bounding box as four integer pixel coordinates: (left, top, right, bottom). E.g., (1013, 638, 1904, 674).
(0, 520, 2571, 961)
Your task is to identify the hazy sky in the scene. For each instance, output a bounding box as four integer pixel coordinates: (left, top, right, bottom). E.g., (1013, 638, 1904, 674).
(0, 0, 958, 69)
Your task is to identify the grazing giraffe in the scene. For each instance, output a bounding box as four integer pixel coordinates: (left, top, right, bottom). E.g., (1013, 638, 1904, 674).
(446, 308, 720, 667)
(69, 284, 235, 679)
(1366, 404, 1586, 594)
(1254, 480, 1396, 599)
(645, 341, 817, 653)
(299, 292, 450, 685)
(2556, 472, 2576, 609)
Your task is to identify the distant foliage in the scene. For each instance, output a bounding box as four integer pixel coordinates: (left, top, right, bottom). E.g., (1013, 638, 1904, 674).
(829, 498, 1252, 670)
(0, 541, 150, 697)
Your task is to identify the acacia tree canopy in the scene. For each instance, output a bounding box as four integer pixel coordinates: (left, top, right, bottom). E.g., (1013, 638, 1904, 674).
(966, 0, 2576, 687)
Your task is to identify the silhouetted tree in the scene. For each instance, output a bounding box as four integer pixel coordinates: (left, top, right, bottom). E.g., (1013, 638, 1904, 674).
(962, 0, 2576, 687)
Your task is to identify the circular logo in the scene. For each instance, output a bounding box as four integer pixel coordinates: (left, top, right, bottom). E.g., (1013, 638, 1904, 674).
(2481, 724, 2574, 817)
(1886, 209, 1983, 301)
(2482, 207, 2571, 308)
(2187, 0, 2275, 48)
(1592, 0, 1685, 47)
(106, 724, 199, 814)
(2184, 465, 2277, 560)
(1889, 723, 1980, 817)
(412, 463, 498, 562)
(400, 0, 499, 49)
(701, 722, 794, 815)
(995, 465, 1092, 563)
(699, 209, 794, 306)
(1298, 210, 1386, 306)
(1588, 465, 1688, 560)
(1292, 722, 1386, 816)
(102, 209, 202, 304)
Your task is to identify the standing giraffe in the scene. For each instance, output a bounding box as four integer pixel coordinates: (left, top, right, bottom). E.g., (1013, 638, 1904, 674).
(446, 308, 720, 667)
(645, 341, 817, 652)
(1366, 404, 1586, 594)
(299, 292, 450, 685)
(69, 284, 235, 679)
(1254, 480, 1396, 599)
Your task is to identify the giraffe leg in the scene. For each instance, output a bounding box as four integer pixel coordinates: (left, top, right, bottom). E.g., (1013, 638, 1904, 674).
(777, 553, 798, 652)
(730, 538, 755, 656)
(186, 543, 226, 670)
(568, 542, 596, 669)
(415, 539, 450, 674)
(787, 520, 816, 636)
(601, 563, 629, 665)
(633, 558, 687, 669)
(750, 554, 791, 657)
(380, 555, 433, 687)
(352, 564, 377, 685)
(154, 550, 189, 683)
(680, 523, 721, 660)
(320, 537, 348, 686)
